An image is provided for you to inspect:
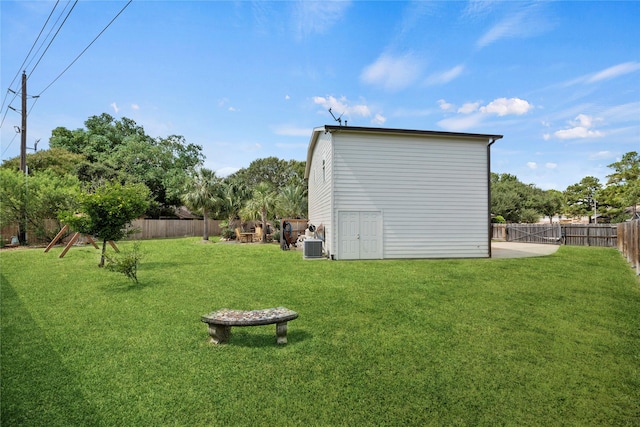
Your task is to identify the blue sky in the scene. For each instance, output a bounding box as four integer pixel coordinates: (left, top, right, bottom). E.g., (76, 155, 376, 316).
(1, 1, 639, 190)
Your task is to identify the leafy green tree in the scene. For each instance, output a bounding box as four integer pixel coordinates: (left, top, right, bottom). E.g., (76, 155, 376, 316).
(181, 169, 221, 241)
(538, 189, 565, 223)
(49, 113, 204, 217)
(229, 157, 306, 193)
(0, 148, 86, 177)
(0, 169, 80, 243)
(491, 173, 541, 223)
(275, 182, 307, 218)
(240, 182, 277, 243)
(564, 176, 602, 223)
(603, 151, 639, 221)
(62, 182, 150, 267)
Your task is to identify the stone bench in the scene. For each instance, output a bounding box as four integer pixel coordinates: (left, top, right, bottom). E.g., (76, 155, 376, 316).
(201, 307, 299, 345)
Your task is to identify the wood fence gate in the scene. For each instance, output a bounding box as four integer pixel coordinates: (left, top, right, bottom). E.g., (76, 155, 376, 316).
(505, 224, 562, 245)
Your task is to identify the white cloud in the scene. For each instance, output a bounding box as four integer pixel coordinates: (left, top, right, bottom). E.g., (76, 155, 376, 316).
(437, 113, 484, 131)
(312, 95, 371, 118)
(480, 97, 533, 116)
(527, 162, 537, 170)
(589, 151, 612, 160)
(476, 4, 553, 48)
(554, 114, 604, 140)
(587, 62, 640, 83)
(458, 102, 480, 114)
(438, 99, 454, 112)
(360, 53, 422, 91)
(543, 133, 551, 141)
(555, 127, 604, 140)
(293, 1, 350, 39)
(425, 65, 464, 85)
(545, 162, 557, 169)
(285, 95, 290, 100)
(110, 102, 119, 113)
(131, 104, 140, 111)
(371, 113, 386, 125)
(216, 166, 240, 178)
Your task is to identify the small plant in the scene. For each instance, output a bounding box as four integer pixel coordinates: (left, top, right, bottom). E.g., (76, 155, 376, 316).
(105, 242, 143, 283)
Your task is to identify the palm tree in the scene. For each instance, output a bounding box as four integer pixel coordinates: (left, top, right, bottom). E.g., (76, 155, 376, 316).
(182, 168, 220, 241)
(219, 180, 249, 231)
(276, 182, 307, 218)
(240, 182, 276, 243)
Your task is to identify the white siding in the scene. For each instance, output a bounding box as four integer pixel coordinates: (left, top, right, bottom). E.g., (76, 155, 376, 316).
(332, 132, 489, 259)
(307, 131, 334, 256)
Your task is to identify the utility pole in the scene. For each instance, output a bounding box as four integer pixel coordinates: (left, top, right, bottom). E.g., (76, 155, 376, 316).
(20, 71, 27, 173)
(18, 71, 27, 244)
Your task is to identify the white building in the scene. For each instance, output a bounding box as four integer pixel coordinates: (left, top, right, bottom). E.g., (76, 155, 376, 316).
(304, 125, 503, 260)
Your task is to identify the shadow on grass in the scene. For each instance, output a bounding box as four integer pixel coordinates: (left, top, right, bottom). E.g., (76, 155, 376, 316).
(214, 329, 313, 348)
(0, 274, 103, 426)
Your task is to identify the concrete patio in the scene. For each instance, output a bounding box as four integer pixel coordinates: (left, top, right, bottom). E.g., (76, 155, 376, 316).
(491, 241, 560, 259)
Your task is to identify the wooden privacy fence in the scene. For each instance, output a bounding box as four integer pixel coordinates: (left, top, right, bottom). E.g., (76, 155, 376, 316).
(617, 221, 639, 275)
(127, 219, 221, 240)
(492, 223, 619, 247)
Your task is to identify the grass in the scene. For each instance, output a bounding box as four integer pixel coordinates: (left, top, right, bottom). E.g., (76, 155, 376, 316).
(1, 238, 639, 426)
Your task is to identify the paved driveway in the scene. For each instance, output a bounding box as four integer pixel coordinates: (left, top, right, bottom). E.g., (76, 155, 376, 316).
(491, 241, 560, 259)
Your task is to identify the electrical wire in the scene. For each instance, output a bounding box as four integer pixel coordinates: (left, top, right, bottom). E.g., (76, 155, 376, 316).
(0, 0, 70, 129)
(8, 1, 61, 91)
(28, 0, 78, 78)
(36, 0, 133, 97)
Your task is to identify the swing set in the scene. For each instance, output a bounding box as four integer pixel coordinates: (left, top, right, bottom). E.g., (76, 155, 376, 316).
(44, 224, 119, 258)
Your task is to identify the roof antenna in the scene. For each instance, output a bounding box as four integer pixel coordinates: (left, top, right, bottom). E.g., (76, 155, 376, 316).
(328, 108, 345, 126)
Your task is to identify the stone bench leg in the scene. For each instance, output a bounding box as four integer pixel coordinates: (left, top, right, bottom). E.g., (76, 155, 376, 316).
(208, 324, 231, 344)
(276, 321, 288, 345)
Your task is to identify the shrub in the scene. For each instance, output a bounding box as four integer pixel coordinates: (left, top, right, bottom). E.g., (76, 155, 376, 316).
(492, 215, 506, 223)
(105, 242, 143, 283)
(221, 227, 236, 240)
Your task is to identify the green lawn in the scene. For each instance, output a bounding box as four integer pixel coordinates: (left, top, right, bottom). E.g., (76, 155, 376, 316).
(1, 238, 639, 426)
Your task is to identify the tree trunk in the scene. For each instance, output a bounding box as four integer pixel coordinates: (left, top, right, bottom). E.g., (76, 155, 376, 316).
(99, 239, 107, 267)
(202, 208, 209, 241)
(261, 209, 267, 243)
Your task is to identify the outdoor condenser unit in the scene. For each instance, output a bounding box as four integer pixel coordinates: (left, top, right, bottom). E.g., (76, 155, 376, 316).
(303, 239, 323, 259)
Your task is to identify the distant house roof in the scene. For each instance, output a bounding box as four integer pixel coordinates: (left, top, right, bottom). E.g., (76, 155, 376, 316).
(305, 125, 503, 179)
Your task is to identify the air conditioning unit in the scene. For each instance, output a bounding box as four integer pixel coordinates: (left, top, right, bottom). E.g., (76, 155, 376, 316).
(303, 239, 323, 259)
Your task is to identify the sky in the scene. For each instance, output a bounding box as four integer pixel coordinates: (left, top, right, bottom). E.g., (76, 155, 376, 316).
(1, 0, 639, 191)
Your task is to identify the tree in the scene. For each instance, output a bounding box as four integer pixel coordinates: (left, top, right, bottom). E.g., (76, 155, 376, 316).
(229, 157, 306, 193)
(538, 189, 565, 223)
(603, 151, 640, 221)
(0, 147, 86, 177)
(491, 173, 542, 223)
(218, 180, 250, 229)
(62, 182, 150, 267)
(49, 113, 204, 217)
(275, 182, 307, 218)
(564, 176, 601, 223)
(0, 169, 80, 243)
(181, 169, 221, 241)
(241, 182, 277, 243)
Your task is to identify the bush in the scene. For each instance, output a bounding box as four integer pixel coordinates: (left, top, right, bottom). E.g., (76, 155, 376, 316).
(492, 215, 506, 223)
(221, 227, 236, 240)
(105, 242, 143, 283)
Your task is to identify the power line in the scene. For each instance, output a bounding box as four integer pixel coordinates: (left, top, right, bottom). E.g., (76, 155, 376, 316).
(36, 0, 133, 97)
(0, 0, 71, 129)
(28, 0, 78, 78)
(0, 1, 60, 116)
(23, 1, 74, 76)
(12, 1, 62, 88)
